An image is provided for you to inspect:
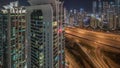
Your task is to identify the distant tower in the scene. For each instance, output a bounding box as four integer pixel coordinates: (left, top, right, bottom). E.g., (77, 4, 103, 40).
(115, 0, 120, 14)
(98, 0, 102, 15)
(80, 8, 84, 14)
(73, 9, 77, 14)
(109, 2, 116, 30)
(115, 0, 120, 28)
(103, 1, 109, 14)
(69, 9, 74, 26)
(93, 1, 97, 14)
(70, 9, 73, 14)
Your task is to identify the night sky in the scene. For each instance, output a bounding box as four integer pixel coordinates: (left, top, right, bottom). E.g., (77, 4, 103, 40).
(0, 0, 115, 12)
(63, 0, 115, 12)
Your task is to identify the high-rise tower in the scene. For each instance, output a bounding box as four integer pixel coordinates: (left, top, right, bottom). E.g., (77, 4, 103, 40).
(98, 0, 102, 15)
(93, 1, 97, 14)
(115, 0, 120, 29)
(0, 10, 8, 68)
(27, 0, 65, 68)
(3, 1, 27, 68)
(0, 11, 4, 68)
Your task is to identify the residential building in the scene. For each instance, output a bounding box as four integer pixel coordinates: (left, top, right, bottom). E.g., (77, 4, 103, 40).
(26, 0, 65, 68)
(3, 1, 27, 68)
(0, 11, 8, 68)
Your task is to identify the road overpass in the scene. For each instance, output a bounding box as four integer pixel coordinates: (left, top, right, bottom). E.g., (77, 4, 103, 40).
(65, 27, 120, 68)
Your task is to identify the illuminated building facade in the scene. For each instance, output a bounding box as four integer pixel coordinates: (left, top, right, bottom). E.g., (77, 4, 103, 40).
(27, 0, 65, 68)
(0, 12, 4, 68)
(0, 0, 65, 68)
(69, 15, 74, 26)
(115, 0, 120, 15)
(98, 0, 102, 15)
(115, 0, 120, 29)
(2, 2, 27, 68)
(58, 2, 65, 68)
(8, 11, 26, 68)
(0, 11, 9, 68)
(92, 1, 97, 14)
(91, 0, 120, 30)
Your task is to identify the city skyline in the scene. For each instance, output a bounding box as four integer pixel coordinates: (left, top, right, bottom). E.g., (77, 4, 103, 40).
(0, 0, 120, 68)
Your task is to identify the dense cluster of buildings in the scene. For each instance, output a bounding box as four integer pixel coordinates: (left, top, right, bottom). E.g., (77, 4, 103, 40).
(0, 0, 65, 68)
(68, 0, 120, 31)
(92, 0, 120, 30)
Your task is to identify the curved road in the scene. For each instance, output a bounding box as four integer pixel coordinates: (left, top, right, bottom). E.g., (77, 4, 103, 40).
(65, 27, 120, 68)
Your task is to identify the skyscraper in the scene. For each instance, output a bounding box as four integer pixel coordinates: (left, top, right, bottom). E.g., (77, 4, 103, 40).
(0, 11, 4, 68)
(58, 2, 65, 68)
(2, 1, 27, 68)
(103, 2, 109, 14)
(98, 0, 102, 15)
(115, 0, 120, 29)
(26, 0, 65, 68)
(0, 10, 8, 68)
(115, 0, 120, 14)
(92, 1, 97, 14)
(1, 0, 65, 68)
(27, 7, 46, 68)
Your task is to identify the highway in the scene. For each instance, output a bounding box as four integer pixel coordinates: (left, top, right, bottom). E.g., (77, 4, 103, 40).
(65, 27, 120, 68)
(65, 39, 95, 68)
